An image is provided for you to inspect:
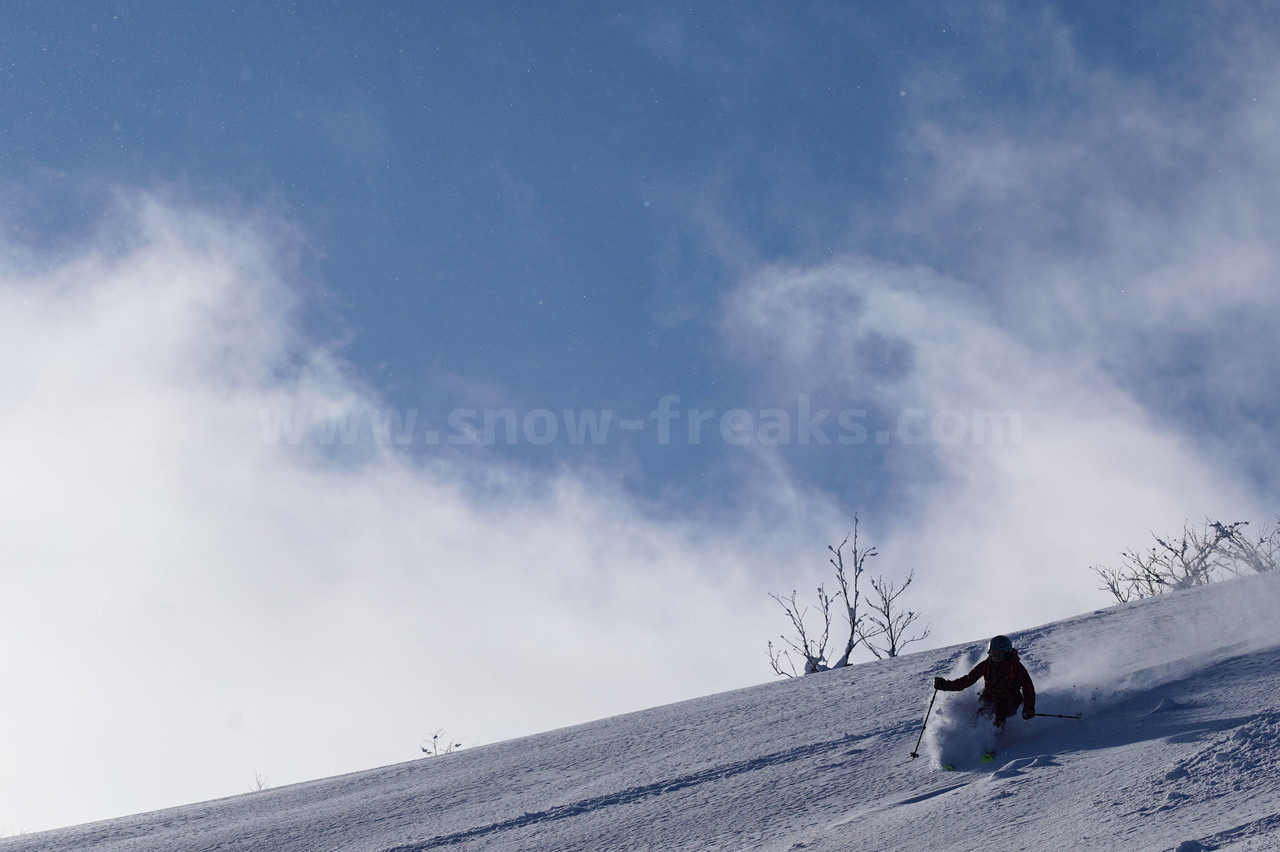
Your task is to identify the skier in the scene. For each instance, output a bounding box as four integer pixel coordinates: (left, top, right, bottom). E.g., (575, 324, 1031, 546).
(933, 635, 1036, 728)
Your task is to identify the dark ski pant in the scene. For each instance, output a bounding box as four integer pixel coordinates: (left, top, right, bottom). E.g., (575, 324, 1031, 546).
(978, 697, 1022, 728)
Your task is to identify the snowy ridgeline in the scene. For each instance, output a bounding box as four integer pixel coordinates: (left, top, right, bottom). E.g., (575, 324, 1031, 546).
(5, 573, 1280, 852)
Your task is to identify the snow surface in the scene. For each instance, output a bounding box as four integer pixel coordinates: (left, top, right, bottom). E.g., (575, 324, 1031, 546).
(5, 573, 1280, 852)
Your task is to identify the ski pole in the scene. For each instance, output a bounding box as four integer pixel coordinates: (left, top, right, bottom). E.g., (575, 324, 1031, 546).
(909, 689, 938, 759)
(1033, 712, 1081, 720)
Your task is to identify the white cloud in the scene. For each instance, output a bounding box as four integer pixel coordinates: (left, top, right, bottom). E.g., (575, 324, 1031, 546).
(724, 251, 1269, 648)
(0, 193, 830, 832)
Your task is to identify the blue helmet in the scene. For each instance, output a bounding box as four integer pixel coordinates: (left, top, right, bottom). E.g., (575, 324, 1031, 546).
(989, 635, 1013, 654)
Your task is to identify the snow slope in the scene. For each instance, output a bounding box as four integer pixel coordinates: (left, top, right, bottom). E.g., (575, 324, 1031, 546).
(5, 573, 1279, 852)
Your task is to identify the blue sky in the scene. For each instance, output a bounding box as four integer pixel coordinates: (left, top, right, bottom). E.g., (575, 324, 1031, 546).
(0, 3, 1068, 508)
(8, 2, 1272, 511)
(4, 0, 1280, 833)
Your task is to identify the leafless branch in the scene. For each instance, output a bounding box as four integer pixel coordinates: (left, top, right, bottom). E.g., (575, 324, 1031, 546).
(829, 517, 877, 668)
(1094, 517, 1277, 603)
(857, 571, 931, 659)
(421, 728, 466, 757)
(767, 587, 833, 677)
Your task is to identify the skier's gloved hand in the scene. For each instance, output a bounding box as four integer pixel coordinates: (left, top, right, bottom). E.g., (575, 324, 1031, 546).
(933, 677, 947, 690)
(1022, 707, 1035, 720)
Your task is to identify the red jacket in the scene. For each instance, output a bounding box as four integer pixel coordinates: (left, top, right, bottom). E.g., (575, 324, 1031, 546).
(939, 650, 1035, 714)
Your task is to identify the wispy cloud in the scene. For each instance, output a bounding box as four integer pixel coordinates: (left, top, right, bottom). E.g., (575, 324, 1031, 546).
(719, 4, 1280, 642)
(724, 254, 1260, 641)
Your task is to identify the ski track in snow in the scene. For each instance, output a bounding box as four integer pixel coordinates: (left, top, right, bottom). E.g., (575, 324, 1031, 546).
(3, 573, 1279, 852)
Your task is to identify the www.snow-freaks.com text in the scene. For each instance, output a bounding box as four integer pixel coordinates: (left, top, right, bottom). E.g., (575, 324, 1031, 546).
(258, 395, 1021, 448)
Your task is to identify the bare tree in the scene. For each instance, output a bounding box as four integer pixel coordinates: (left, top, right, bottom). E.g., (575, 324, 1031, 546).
(1094, 518, 1275, 603)
(768, 518, 877, 677)
(249, 772, 270, 792)
(1215, 518, 1279, 576)
(767, 587, 834, 677)
(857, 571, 931, 659)
(421, 728, 465, 757)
